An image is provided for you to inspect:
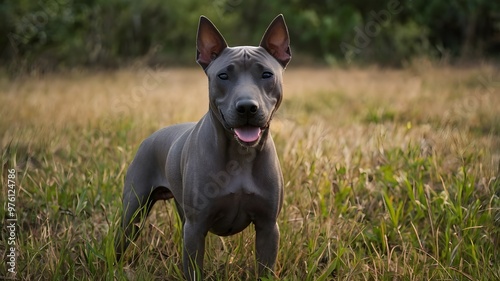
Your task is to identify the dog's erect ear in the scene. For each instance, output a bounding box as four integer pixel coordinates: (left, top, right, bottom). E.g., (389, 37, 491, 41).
(260, 14, 292, 68)
(196, 16, 228, 70)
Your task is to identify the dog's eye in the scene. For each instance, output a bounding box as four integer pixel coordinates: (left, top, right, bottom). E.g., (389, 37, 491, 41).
(218, 73, 228, 80)
(262, 72, 273, 79)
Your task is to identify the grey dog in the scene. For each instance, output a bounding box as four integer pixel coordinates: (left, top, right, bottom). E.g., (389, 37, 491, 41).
(115, 14, 291, 280)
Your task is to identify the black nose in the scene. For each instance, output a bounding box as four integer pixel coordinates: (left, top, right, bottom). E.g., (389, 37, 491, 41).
(235, 99, 259, 116)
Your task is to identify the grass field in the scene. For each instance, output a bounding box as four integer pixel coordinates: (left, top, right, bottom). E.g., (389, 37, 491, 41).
(1, 64, 499, 280)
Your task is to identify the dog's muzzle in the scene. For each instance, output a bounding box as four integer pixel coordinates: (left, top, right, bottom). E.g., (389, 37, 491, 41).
(219, 108, 269, 147)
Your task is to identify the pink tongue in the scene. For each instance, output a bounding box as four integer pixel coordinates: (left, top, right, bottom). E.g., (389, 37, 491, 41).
(234, 126, 262, 142)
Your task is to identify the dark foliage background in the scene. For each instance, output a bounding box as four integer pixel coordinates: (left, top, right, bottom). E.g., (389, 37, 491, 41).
(2, 0, 499, 72)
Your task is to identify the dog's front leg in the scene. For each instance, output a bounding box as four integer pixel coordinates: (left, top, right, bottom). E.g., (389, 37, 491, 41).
(255, 220, 279, 278)
(183, 221, 206, 281)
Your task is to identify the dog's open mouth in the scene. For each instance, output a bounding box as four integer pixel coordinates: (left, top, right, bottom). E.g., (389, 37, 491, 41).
(232, 126, 267, 146)
(234, 126, 261, 143)
(219, 109, 267, 146)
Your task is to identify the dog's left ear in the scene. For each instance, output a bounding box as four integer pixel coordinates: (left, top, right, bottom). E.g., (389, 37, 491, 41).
(260, 14, 292, 68)
(197, 16, 228, 70)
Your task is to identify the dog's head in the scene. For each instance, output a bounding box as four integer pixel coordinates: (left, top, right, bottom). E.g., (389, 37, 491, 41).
(196, 15, 291, 147)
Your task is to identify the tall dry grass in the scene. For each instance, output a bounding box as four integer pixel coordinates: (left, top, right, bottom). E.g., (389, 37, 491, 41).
(0, 64, 498, 280)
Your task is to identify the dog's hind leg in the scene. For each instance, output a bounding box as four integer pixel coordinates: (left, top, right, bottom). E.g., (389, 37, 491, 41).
(115, 186, 172, 261)
(115, 140, 173, 262)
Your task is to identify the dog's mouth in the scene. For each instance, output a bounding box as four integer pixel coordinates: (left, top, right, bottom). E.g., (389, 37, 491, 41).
(219, 108, 269, 146)
(232, 126, 265, 146)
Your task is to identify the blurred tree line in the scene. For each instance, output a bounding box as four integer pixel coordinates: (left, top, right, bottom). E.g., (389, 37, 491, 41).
(1, 0, 499, 72)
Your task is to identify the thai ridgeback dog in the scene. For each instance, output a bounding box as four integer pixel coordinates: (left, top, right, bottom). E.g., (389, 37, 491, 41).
(115, 14, 291, 280)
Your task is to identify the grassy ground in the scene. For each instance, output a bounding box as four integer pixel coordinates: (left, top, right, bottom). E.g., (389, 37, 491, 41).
(1, 64, 499, 280)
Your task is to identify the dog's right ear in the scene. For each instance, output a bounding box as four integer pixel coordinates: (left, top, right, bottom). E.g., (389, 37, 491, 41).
(196, 16, 228, 70)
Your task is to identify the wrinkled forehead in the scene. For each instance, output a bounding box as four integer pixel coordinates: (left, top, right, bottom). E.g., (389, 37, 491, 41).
(206, 46, 282, 74)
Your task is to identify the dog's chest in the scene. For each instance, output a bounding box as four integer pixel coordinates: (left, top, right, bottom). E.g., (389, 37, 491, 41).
(208, 175, 264, 236)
